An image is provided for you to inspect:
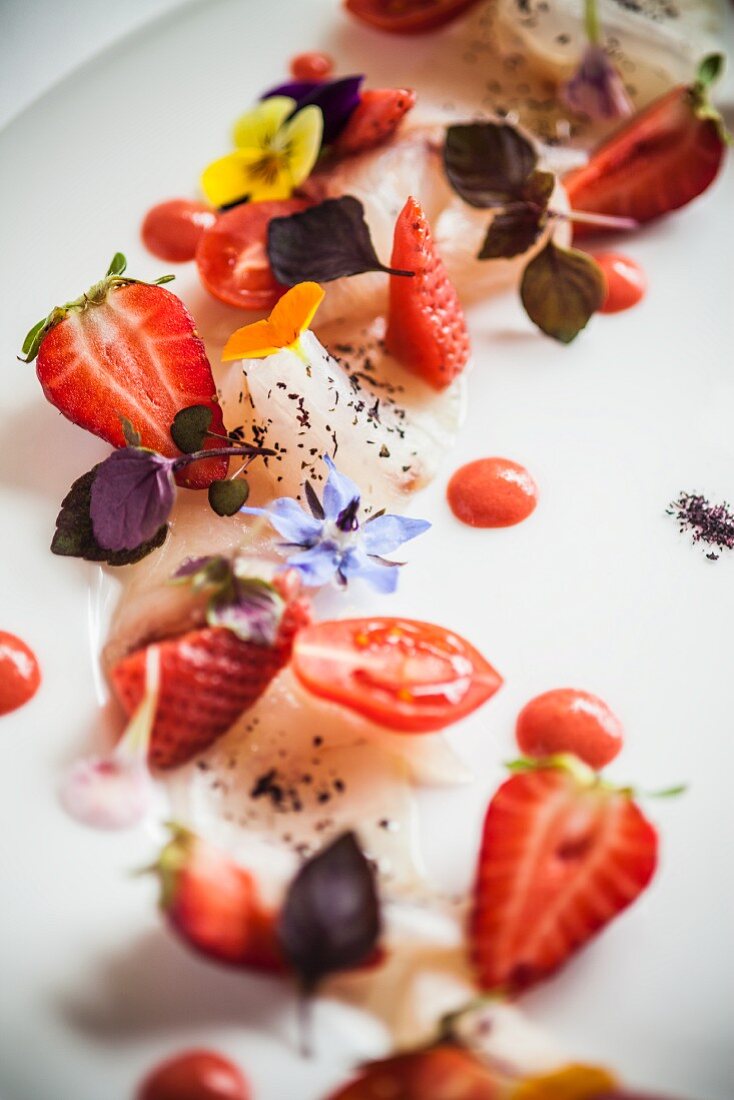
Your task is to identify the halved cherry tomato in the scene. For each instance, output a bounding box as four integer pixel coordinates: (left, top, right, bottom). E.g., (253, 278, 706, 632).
(292, 618, 502, 733)
(195, 199, 311, 311)
(345, 0, 480, 34)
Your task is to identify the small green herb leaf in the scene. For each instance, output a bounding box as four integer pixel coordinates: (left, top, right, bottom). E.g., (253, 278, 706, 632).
(277, 831, 381, 993)
(479, 205, 546, 260)
(170, 405, 213, 454)
(444, 122, 538, 208)
(106, 252, 127, 277)
(520, 241, 605, 343)
(268, 196, 414, 286)
(696, 53, 725, 90)
(207, 478, 250, 516)
(120, 416, 142, 447)
(52, 466, 168, 566)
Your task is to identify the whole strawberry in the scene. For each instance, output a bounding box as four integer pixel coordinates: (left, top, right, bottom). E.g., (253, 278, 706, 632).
(20, 254, 228, 488)
(152, 825, 284, 971)
(470, 758, 658, 993)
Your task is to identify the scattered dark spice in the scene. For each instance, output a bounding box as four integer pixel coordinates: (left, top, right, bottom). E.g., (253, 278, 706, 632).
(667, 492, 734, 560)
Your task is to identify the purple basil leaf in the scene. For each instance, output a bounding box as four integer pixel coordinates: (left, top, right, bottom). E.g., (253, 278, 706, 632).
(277, 831, 381, 992)
(90, 448, 176, 552)
(51, 465, 168, 567)
(207, 578, 284, 645)
(262, 75, 364, 145)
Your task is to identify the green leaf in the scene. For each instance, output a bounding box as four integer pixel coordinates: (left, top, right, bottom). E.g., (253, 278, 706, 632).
(479, 205, 546, 260)
(20, 317, 47, 360)
(51, 465, 168, 566)
(696, 53, 725, 90)
(170, 405, 213, 454)
(106, 252, 127, 277)
(208, 478, 250, 516)
(443, 122, 538, 208)
(520, 241, 605, 343)
(267, 196, 414, 286)
(154, 274, 176, 285)
(120, 416, 142, 447)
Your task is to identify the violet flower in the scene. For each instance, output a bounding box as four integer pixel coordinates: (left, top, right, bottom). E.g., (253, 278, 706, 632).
(59, 648, 160, 830)
(261, 75, 364, 145)
(243, 456, 429, 594)
(561, 44, 633, 121)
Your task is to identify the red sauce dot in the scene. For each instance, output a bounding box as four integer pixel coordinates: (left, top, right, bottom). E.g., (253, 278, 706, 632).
(516, 689, 624, 770)
(290, 51, 334, 81)
(142, 199, 217, 263)
(137, 1050, 250, 1100)
(593, 252, 646, 314)
(0, 632, 41, 717)
(447, 457, 538, 528)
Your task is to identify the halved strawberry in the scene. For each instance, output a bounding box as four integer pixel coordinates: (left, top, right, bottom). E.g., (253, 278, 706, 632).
(385, 196, 470, 389)
(21, 257, 228, 488)
(153, 825, 285, 971)
(111, 574, 311, 769)
(470, 761, 658, 993)
(564, 56, 727, 235)
(335, 88, 417, 155)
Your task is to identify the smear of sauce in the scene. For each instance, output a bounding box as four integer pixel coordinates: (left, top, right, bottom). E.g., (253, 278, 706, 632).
(594, 252, 646, 314)
(0, 632, 41, 716)
(141, 199, 217, 262)
(516, 688, 624, 769)
(447, 458, 538, 528)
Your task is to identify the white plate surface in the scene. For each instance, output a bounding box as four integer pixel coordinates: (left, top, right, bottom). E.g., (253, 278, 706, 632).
(0, 2, 733, 1098)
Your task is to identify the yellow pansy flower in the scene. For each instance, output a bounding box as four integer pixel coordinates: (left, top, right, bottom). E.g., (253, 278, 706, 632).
(222, 281, 324, 362)
(201, 97, 323, 207)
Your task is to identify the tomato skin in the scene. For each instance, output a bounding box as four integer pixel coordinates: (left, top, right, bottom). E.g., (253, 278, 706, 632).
(290, 51, 334, 81)
(195, 199, 311, 311)
(292, 618, 502, 733)
(137, 1050, 249, 1100)
(141, 199, 217, 262)
(345, 0, 480, 34)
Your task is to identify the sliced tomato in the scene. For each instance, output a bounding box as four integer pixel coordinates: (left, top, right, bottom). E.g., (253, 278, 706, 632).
(345, 0, 479, 34)
(195, 199, 311, 311)
(292, 618, 502, 733)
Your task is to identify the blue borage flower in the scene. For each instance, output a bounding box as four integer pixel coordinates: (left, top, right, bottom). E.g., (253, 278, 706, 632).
(243, 456, 430, 593)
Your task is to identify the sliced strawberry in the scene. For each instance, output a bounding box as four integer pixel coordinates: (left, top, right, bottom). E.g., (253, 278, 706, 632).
(335, 88, 417, 155)
(25, 261, 227, 489)
(385, 196, 470, 390)
(564, 60, 727, 235)
(154, 826, 285, 972)
(470, 763, 658, 993)
(326, 1045, 503, 1099)
(111, 575, 311, 769)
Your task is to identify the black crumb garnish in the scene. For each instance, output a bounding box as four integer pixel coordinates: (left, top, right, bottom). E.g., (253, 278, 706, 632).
(667, 492, 734, 561)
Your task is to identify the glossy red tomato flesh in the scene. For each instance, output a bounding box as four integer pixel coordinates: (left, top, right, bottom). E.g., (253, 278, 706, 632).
(345, 0, 480, 34)
(195, 199, 311, 311)
(141, 199, 217, 262)
(292, 618, 502, 733)
(137, 1049, 249, 1100)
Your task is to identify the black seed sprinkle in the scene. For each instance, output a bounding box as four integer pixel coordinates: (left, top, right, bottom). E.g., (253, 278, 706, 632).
(667, 492, 734, 561)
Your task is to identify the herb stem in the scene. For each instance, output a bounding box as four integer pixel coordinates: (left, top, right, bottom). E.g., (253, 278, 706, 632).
(551, 207, 638, 231)
(173, 443, 276, 471)
(584, 0, 601, 45)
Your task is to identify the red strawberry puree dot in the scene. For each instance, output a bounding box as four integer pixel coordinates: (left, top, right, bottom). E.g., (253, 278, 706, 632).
(137, 1049, 250, 1100)
(593, 252, 646, 314)
(516, 688, 624, 769)
(447, 457, 538, 528)
(142, 199, 217, 262)
(290, 51, 334, 81)
(0, 631, 40, 716)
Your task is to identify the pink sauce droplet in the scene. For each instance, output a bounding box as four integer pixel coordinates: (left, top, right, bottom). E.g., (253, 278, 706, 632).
(516, 688, 624, 769)
(447, 457, 538, 528)
(0, 631, 40, 716)
(593, 252, 646, 314)
(142, 199, 217, 262)
(137, 1049, 250, 1100)
(290, 51, 334, 81)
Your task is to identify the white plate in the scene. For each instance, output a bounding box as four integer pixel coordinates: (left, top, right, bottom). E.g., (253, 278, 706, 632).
(1, 2, 733, 1098)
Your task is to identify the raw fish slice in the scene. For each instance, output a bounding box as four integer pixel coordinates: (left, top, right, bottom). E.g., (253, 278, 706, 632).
(305, 123, 569, 325)
(217, 323, 466, 510)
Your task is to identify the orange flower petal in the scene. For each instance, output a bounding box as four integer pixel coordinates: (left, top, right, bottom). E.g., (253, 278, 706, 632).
(221, 282, 325, 362)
